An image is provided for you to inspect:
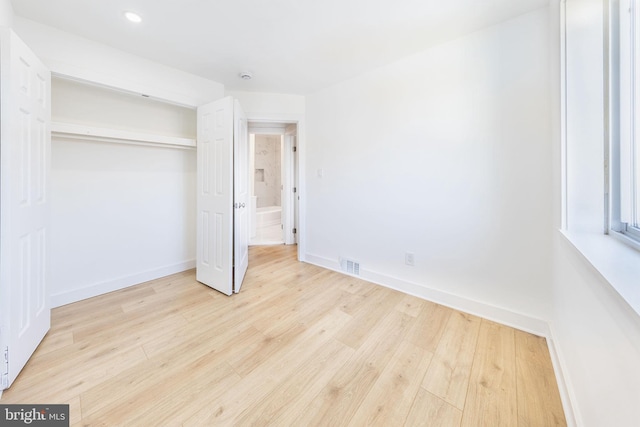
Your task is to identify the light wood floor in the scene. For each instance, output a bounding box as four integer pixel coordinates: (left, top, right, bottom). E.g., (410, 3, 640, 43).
(1, 245, 566, 426)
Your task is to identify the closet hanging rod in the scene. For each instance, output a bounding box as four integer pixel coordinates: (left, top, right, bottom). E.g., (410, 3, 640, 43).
(51, 122, 196, 150)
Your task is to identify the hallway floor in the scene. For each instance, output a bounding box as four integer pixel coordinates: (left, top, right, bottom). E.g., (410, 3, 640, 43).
(250, 223, 283, 246)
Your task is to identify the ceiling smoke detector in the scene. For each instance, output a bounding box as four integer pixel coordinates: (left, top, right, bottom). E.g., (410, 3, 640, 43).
(239, 71, 253, 80)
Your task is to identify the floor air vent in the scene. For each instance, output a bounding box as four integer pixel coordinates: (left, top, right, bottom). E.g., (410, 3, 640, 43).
(340, 257, 360, 275)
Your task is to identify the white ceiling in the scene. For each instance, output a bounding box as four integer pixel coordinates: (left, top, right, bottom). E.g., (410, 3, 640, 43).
(11, 0, 548, 95)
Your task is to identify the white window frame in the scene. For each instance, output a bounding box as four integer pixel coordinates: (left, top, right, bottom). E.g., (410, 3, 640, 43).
(613, 0, 640, 247)
(561, 0, 640, 317)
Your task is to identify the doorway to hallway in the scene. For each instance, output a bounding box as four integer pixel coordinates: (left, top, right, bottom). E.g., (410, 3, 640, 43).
(248, 122, 298, 246)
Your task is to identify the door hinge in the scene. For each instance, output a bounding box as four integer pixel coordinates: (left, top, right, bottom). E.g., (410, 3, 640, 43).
(293, 187, 297, 193)
(2, 346, 8, 389)
(293, 146, 297, 152)
(292, 228, 297, 234)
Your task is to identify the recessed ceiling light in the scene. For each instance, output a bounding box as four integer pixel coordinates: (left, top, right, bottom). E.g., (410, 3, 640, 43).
(124, 11, 142, 23)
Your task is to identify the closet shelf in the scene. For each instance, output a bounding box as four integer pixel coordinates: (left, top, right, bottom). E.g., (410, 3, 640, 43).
(51, 122, 196, 149)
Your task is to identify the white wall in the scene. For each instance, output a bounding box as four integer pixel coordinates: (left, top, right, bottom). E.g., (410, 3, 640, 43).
(564, 0, 606, 233)
(53, 77, 197, 138)
(51, 139, 196, 307)
(13, 17, 224, 107)
(227, 91, 305, 118)
(50, 78, 197, 307)
(305, 8, 553, 331)
(0, 0, 12, 28)
(551, 236, 640, 426)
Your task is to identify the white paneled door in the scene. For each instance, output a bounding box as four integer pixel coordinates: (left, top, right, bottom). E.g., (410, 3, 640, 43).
(0, 30, 51, 390)
(196, 96, 249, 295)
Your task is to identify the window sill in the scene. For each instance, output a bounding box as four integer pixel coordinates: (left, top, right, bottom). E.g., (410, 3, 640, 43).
(560, 229, 640, 316)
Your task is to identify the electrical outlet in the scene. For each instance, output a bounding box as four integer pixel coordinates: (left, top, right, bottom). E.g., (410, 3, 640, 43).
(405, 252, 415, 266)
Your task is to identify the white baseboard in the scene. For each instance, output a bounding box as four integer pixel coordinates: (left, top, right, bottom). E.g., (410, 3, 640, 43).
(546, 325, 581, 427)
(51, 260, 196, 308)
(305, 252, 579, 425)
(304, 253, 549, 336)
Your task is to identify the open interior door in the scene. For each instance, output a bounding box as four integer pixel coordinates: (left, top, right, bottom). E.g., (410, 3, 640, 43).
(196, 96, 250, 295)
(0, 30, 51, 390)
(196, 97, 234, 295)
(233, 100, 249, 292)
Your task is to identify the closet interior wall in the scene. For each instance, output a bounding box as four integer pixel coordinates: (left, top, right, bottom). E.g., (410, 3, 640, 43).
(50, 77, 198, 307)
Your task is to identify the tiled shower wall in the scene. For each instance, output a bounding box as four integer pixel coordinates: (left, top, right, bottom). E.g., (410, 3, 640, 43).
(254, 134, 281, 208)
